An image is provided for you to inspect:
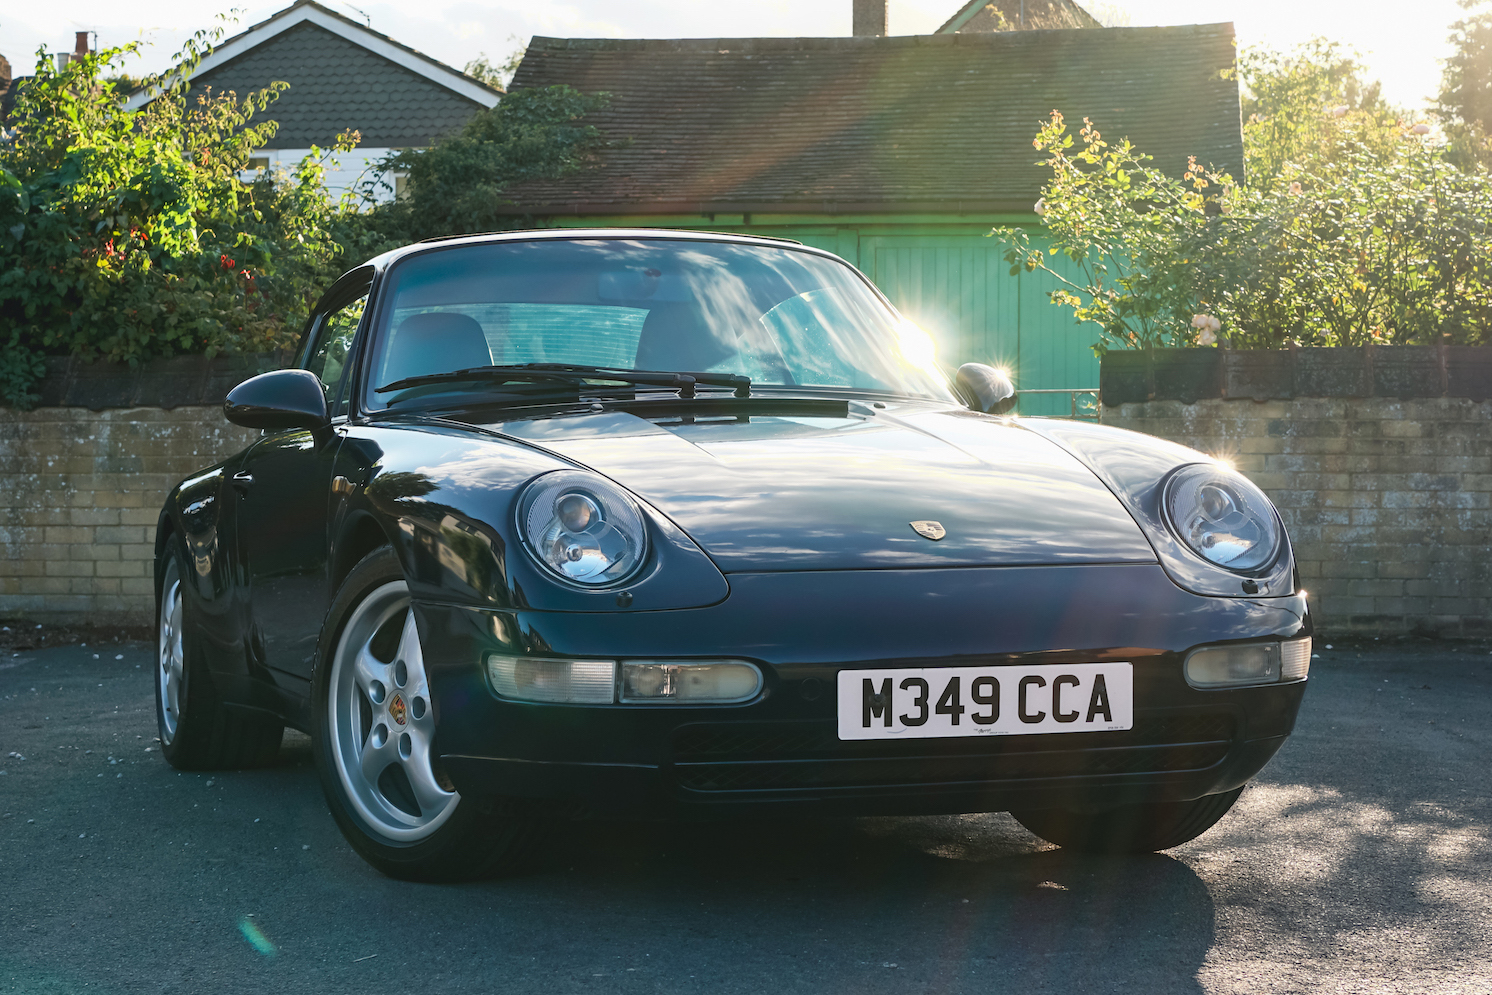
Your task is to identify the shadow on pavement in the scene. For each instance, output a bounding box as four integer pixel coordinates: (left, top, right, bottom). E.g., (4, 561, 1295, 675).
(4, 643, 1491, 993)
(470, 810, 1218, 992)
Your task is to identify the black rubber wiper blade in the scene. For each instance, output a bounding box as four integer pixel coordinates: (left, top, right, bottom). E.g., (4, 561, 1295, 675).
(509, 364, 751, 398)
(376, 364, 751, 399)
(377, 366, 685, 395)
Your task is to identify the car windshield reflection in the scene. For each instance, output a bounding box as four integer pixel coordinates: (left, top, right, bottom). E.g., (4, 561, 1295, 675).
(365, 238, 954, 409)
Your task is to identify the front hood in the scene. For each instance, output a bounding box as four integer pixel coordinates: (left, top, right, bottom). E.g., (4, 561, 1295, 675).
(481, 402, 1157, 572)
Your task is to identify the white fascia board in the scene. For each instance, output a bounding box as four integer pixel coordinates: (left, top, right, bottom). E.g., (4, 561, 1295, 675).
(125, 6, 500, 111)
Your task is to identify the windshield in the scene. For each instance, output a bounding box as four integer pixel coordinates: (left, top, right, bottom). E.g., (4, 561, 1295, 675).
(361, 238, 954, 409)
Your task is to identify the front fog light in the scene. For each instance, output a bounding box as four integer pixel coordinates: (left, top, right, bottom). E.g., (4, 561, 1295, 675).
(1185, 637, 1311, 688)
(1186, 642, 1281, 687)
(487, 655, 615, 703)
(620, 661, 762, 704)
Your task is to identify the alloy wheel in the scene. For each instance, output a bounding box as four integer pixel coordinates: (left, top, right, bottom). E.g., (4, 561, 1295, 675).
(157, 574, 184, 744)
(328, 580, 458, 842)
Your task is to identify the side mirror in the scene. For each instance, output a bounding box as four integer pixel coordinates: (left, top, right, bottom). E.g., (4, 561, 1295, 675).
(955, 363, 1017, 415)
(224, 369, 330, 430)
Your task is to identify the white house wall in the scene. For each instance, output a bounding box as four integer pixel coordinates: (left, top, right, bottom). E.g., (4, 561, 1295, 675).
(243, 147, 404, 204)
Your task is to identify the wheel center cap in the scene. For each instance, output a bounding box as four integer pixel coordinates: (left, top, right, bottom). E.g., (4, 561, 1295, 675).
(388, 693, 407, 726)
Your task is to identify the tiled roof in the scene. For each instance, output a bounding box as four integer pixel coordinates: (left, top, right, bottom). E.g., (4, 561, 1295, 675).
(501, 24, 1243, 216)
(938, 0, 1103, 32)
(192, 20, 485, 148)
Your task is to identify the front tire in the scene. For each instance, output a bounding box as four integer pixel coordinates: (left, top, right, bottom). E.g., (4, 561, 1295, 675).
(1009, 785, 1246, 854)
(311, 547, 542, 882)
(155, 535, 284, 770)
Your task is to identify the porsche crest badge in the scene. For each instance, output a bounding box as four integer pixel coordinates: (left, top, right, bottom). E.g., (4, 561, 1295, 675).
(389, 693, 408, 726)
(910, 520, 946, 541)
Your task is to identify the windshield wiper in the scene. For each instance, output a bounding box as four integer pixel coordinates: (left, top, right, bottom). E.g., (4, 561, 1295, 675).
(376, 364, 751, 399)
(512, 364, 750, 397)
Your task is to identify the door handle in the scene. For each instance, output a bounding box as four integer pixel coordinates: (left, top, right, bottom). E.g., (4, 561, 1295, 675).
(231, 471, 254, 493)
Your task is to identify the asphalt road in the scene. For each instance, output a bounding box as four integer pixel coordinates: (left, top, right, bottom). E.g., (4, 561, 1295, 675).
(1, 640, 1489, 995)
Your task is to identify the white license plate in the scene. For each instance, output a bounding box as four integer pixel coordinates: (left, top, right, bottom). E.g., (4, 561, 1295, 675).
(836, 663, 1133, 741)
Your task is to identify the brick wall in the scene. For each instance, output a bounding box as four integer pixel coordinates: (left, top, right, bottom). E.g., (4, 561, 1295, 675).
(0, 407, 257, 625)
(5, 394, 1486, 636)
(1102, 397, 1492, 638)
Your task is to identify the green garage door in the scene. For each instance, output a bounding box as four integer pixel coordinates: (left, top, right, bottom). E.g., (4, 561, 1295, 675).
(547, 219, 1100, 417)
(857, 235, 1098, 417)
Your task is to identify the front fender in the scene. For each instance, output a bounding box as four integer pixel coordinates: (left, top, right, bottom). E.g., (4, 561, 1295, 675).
(1020, 420, 1298, 599)
(337, 422, 730, 612)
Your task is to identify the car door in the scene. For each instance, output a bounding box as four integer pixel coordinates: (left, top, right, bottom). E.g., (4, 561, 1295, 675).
(235, 273, 371, 682)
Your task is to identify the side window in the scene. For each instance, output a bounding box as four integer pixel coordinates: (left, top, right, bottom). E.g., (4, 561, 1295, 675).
(305, 294, 368, 416)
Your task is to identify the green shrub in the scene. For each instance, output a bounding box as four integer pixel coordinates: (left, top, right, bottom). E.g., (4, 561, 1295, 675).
(996, 104, 1492, 352)
(1237, 40, 1403, 188)
(0, 30, 349, 408)
(0, 26, 614, 409)
(367, 85, 612, 242)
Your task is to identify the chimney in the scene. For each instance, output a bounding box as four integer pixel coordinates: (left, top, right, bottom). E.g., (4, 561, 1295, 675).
(853, 0, 887, 36)
(56, 31, 92, 71)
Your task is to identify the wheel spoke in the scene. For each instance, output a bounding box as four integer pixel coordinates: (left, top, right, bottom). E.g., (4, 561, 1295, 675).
(391, 613, 450, 816)
(359, 731, 397, 785)
(395, 613, 424, 683)
(401, 740, 454, 816)
(353, 642, 388, 699)
(396, 612, 436, 724)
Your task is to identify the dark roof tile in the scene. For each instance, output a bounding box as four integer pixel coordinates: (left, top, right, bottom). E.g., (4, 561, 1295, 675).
(502, 26, 1243, 215)
(938, 0, 1103, 32)
(193, 21, 485, 148)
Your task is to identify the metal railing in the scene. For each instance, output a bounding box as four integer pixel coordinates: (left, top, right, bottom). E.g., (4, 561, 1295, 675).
(1012, 388, 1101, 421)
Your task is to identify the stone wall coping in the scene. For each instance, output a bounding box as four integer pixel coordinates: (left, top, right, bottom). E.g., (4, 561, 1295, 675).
(1101, 345, 1492, 405)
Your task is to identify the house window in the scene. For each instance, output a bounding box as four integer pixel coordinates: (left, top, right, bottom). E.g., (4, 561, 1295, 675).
(247, 156, 270, 172)
(394, 173, 410, 200)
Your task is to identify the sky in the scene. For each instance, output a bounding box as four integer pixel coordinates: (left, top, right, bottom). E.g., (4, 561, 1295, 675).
(0, 0, 1471, 112)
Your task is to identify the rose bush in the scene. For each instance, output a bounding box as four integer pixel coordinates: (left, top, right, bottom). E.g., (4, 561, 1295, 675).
(0, 29, 610, 409)
(0, 29, 357, 407)
(996, 44, 1492, 354)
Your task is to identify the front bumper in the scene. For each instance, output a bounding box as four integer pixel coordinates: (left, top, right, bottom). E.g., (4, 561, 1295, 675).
(417, 564, 1310, 817)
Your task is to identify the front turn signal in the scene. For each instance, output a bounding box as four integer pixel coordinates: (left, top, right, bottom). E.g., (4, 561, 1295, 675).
(1184, 638, 1310, 689)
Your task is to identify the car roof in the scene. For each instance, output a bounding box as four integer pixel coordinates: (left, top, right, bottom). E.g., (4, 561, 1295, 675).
(362, 227, 835, 272)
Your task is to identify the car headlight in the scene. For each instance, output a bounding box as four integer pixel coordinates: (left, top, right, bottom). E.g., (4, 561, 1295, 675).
(1162, 464, 1282, 573)
(516, 470, 649, 587)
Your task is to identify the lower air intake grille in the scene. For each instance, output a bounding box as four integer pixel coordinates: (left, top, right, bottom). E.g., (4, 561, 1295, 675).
(671, 713, 1236, 792)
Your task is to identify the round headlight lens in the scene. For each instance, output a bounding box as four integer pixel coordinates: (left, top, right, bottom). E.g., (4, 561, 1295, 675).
(1163, 464, 1282, 573)
(517, 471, 648, 587)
